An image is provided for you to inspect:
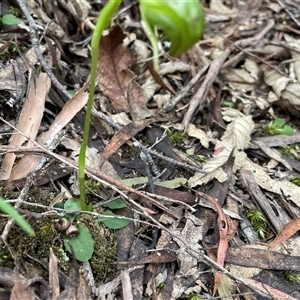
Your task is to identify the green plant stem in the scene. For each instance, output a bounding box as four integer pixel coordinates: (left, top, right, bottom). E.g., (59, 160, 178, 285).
(78, 0, 122, 211)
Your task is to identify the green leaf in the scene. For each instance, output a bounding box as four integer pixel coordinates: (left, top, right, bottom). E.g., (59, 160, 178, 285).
(2, 14, 21, 25)
(139, 0, 205, 69)
(86, 203, 94, 212)
(104, 199, 127, 209)
(64, 198, 81, 211)
(273, 118, 285, 128)
(98, 210, 130, 229)
(0, 197, 34, 236)
(278, 125, 293, 136)
(64, 224, 94, 262)
(67, 89, 76, 96)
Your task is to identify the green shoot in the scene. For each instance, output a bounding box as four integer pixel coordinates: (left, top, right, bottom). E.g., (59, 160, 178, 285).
(1, 14, 21, 25)
(246, 209, 267, 239)
(194, 155, 206, 163)
(286, 271, 300, 283)
(188, 292, 203, 300)
(290, 177, 300, 186)
(281, 144, 299, 159)
(166, 128, 185, 144)
(78, 0, 122, 211)
(265, 118, 293, 136)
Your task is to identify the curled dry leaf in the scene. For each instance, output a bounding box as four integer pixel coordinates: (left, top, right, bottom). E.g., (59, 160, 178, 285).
(221, 59, 258, 92)
(189, 115, 254, 186)
(97, 25, 148, 112)
(243, 158, 300, 207)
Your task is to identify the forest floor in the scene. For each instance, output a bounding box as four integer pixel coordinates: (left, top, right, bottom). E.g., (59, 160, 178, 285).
(1, 0, 300, 299)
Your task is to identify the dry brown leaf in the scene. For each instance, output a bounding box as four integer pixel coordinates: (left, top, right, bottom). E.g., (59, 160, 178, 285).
(243, 158, 300, 207)
(284, 34, 300, 81)
(245, 278, 298, 300)
(264, 68, 290, 97)
(210, 0, 234, 13)
(147, 61, 175, 95)
(267, 218, 300, 248)
(142, 61, 190, 100)
(127, 81, 152, 120)
(0, 46, 46, 98)
(49, 248, 60, 300)
(281, 82, 300, 106)
(27, 0, 72, 43)
(189, 115, 254, 186)
(0, 73, 50, 180)
(195, 191, 229, 296)
(263, 63, 300, 110)
(9, 85, 89, 180)
(10, 281, 40, 300)
(100, 118, 154, 167)
(221, 59, 259, 92)
(97, 25, 147, 112)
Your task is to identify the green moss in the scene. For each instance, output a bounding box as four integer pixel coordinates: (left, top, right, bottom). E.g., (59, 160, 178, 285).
(85, 179, 102, 195)
(82, 213, 117, 282)
(286, 271, 300, 282)
(0, 188, 117, 282)
(166, 128, 186, 144)
(246, 209, 267, 239)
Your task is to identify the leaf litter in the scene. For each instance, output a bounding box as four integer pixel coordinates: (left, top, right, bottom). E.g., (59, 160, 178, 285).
(1, 0, 300, 299)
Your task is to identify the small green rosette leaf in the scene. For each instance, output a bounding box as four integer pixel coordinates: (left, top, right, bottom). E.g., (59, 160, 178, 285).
(64, 224, 94, 262)
(140, 0, 205, 68)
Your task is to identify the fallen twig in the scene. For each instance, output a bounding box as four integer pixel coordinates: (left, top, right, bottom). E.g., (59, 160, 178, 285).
(16, 0, 72, 100)
(182, 19, 275, 130)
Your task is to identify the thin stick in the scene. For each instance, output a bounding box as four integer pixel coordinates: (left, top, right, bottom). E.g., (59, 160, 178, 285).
(16, 0, 72, 100)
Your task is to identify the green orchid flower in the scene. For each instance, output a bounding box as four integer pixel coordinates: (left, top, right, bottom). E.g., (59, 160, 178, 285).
(140, 0, 205, 69)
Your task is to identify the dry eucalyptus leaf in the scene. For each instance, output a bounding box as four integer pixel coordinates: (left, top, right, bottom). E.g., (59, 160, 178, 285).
(243, 159, 300, 207)
(189, 115, 254, 187)
(153, 94, 171, 109)
(132, 39, 150, 75)
(159, 61, 190, 75)
(186, 124, 212, 149)
(0, 73, 50, 180)
(142, 61, 190, 100)
(173, 214, 205, 275)
(9, 88, 88, 180)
